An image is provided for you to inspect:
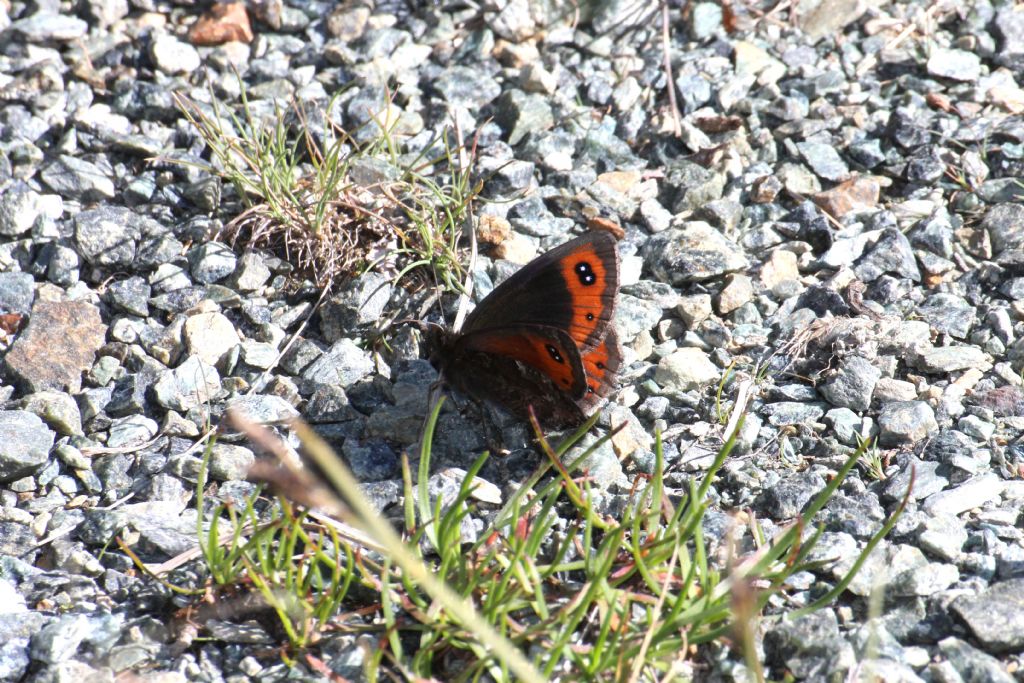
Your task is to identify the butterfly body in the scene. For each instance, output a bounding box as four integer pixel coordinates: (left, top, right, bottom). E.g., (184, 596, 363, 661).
(429, 232, 621, 428)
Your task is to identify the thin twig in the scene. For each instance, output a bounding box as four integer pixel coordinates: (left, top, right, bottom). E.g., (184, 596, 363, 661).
(246, 279, 333, 395)
(80, 436, 164, 457)
(450, 113, 476, 335)
(661, 2, 683, 137)
(628, 542, 681, 683)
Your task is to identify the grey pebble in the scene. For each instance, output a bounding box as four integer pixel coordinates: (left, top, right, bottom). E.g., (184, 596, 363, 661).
(75, 207, 141, 269)
(106, 414, 158, 448)
(878, 401, 938, 446)
(938, 637, 1015, 681)
(0, 411, 54, 483)
(105, 276, 150, 317)
(189, 243, 238, 285)
(40, 156, 115, 202)
(208, 443, 255, 481)
(820, 356, 881, 412)
(0, 272, 36, 314)
(923, 472, 1002, 516)
(926, 47, 982, 82)
(301, 338, 374, 388)
(9, 12, 88, 41)
(151, 355, 222, 412)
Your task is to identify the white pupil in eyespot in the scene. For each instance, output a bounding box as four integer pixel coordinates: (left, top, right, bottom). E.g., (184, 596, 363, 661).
(575, 262, 596, 285)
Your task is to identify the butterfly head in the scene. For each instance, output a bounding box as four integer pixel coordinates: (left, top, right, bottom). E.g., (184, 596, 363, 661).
(412, 320, 457, 375)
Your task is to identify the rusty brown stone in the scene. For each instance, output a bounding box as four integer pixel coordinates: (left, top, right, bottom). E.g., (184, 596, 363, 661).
(477, 214, 511, 246)
(189, 2, 254, 46)
(812, 176, 880, 219)
(586, 216, 625, 240)
(4, 301, 107, 394)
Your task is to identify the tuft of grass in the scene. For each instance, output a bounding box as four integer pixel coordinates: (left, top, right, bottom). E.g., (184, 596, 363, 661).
(855, 434, 887, 481)
(182, 397, 908, 679)
(194, 439, 355, 658)
(170, 83, 476, 294)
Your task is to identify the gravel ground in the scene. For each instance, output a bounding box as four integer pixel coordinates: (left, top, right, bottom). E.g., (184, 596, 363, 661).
(2, 0, 1024, 680)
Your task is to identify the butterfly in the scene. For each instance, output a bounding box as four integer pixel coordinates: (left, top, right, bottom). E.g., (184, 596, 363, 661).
(428, 231, 621, 428)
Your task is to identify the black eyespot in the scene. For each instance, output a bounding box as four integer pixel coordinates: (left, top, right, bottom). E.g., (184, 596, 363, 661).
(546, 344, 564, 363)
(596, 362, 605, 369)
(585, 312, 595, 321)
(587, 387, 595, 394)
(575, 261, 596, 286)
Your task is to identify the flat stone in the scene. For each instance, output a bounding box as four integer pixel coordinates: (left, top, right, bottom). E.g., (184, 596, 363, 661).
(0, 411, 54, 483)
(763, 609, 855, 679)
(927, 48, 982, 82)
(982, 203, 1024, 255)
(151, 355, 222, 412)
(4, 301, 106, 394)
(182, 312, 240, 367)
(938, 637, 1015, 682)
(917, 293, 976, 339)
(645, 222, 749, 285)
(149, 33, 202, 74)
(208, 443, 255, 481)
(188, 1, 253, 45)
(820, 356, 881, 412)
(302, 339, 374, 388)
(889, 561, 959, 596)
(797, 0, 865, 38)
(18, 391, 83, 437)
(676, 293, 713, 327)
(758, 470, 827, 519)
(654, 348, 719, 392)
(994, 5, 1024, 69)
(149, 263, 192, 293)
(760, 249, 799, 290)
(106, 415, 158, 448)
(9, 12, 88, 41)
(229, 252, 271, 292)
(855, 228, 921, 282)
(226, 394, 300, 425)
(762, 401, 827, 426)
(797, 141, 849, 182)
(910, 346, 992, 373)
(40, 155, 115, 202)
(434, 65, 501, 108)
(715, 274, 753, 314)
(75, 207, 141, 269)
(878, 401, 937, 446)
(883, 457, 947, 502)
(812, 177, 880, 218)
(240, 341, 278, 369)
(319, 272, 393, 341)
(0, 182, 43, 237)
(188, 242, 237, 284)
(105, 276, 150, 317)
(492, 89, 554, 146)
(873, 377, 917, 403)
(0, 272, 36, 315)
(917, 513, 968, 561)
(923, 472, 1002, 516)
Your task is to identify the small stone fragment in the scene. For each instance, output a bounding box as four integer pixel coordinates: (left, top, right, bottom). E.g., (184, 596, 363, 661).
(189, 2, 253, 45)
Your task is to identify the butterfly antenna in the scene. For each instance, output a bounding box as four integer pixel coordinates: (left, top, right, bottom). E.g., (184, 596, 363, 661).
(392, 318, 442, 335)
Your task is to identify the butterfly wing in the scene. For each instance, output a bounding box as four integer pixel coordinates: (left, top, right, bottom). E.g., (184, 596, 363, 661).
(454, 325, 587, 399)
(433, 231, 622, 428)
(461, 232, 619, 353)
(577, 328, 622, 414)
(444, 349, 588, 428)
